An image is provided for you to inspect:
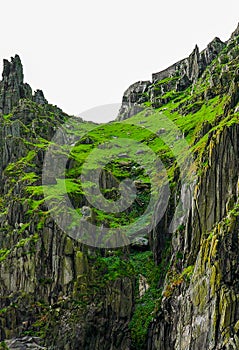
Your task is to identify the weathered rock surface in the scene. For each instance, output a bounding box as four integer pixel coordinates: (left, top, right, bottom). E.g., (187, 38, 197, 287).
(1, 23, 239, 350)
(117, 37, 226, 120)
(117, 80, 151, 120)
(151, 37, 225, 84)
(33, 90, 48, 105)
(0, 55, 48, 115)
(0, 55, 32, 115)
(147, 124, 239, 349)
(0, 98, 135, 349)
(5, 336, 46, 349)
(230, 22, 239, 40)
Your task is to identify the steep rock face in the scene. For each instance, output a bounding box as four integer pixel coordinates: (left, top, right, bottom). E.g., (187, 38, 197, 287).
(5, 336, 46, 349)
(148, 123, 239, 349)
(117, 81, 151, 121)
(0, 97, 135, 349)
(33, 90, 48, 105)
(230, 22, 239, 40)
(117, 37, 225, 120)
(148, 219, 239, 349)
(45, 277, 134, 350)
(0, 55, 32, 115)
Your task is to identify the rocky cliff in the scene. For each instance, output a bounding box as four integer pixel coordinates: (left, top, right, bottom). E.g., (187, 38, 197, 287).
(1, 24, 239, 350)
(0, 57, 137, 350)
(0, 55, 48, 115)
(117, 37, 226, 120)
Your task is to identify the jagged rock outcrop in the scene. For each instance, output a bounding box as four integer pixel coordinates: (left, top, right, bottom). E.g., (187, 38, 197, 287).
(117, 37, 226, 120)
(0, 55, 32, 115)
(0, 55, 48, 115)
(33, 90, 48, 105)
(117, 81, 151, 121)
(230, 22, 239, 40)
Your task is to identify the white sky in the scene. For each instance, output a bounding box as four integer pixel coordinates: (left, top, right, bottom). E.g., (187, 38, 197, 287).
(1, 0, 239, 122)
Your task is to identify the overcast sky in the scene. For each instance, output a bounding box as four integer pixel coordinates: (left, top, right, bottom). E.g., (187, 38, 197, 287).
(1, 0, 239, 122)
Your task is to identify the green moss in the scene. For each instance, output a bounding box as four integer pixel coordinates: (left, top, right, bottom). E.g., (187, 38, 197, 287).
(0, 341, 9, 350)
(0, 249, 11, 262)
(181, 265, 194, 282)
(0, 307, 8, 315)
(15, 233, 39, 249)
(153, 76, 179, 86)
(129, 290, 160, 350)
(164, 265, 194, 298)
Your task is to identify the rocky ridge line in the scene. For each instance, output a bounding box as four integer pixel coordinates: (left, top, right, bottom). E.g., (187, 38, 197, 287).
(0, 55, 48, 115)
(117, 26, 239, 120)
